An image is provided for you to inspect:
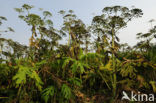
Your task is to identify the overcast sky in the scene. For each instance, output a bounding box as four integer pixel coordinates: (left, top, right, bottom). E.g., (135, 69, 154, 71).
(1, 0, 156, 46)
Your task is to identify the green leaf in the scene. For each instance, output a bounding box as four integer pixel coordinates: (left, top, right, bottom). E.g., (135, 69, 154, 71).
(43, 11, 52, 17)
(68, 77, 82, 87)
(150, 81, 156, 93)
(0, 16, 7, 21)
(29, 71, 43, 91)
(13, 65, 43, 90)
(61, 84, 72, 99)
(12, 65, 30, 87)
(8, 27, 15, 32)
(14, 8, 23, 13)
(42, 86, 55, 103)
(22, 4, 34, 10)
(45, 19, 53, 26)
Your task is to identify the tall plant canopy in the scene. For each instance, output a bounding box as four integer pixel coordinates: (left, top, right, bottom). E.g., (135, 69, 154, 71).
(0, 4, 156, 103)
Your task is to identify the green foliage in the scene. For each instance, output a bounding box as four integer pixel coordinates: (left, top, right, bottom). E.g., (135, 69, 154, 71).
(13, 65, 43, 91)
(42, 86, 55, 103)
(27, 14, 44, 26)
(150, 81, 156, 93)
(120, 63, 137, 78)
(1, 4, 156, 103)
(61, 84, 72, 99)
(12, 65, 29, 86)
(22, 4, 34, 10)
(63, 57, 89, 74)
(68, 77, 82, 87)
(43, 11, 52, 18)
(0, 16, 7, 26)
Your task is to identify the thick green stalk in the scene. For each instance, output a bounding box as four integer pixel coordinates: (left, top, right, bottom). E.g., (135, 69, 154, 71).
(68, 28, 71, 46)
(112, 28, 117, 99)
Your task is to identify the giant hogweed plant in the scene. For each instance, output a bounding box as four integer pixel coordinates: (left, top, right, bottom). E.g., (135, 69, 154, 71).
(1, 4, 156, 103)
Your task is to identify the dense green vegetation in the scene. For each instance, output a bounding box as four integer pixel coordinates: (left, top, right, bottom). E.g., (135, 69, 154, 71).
(0, 4, 156, 103)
